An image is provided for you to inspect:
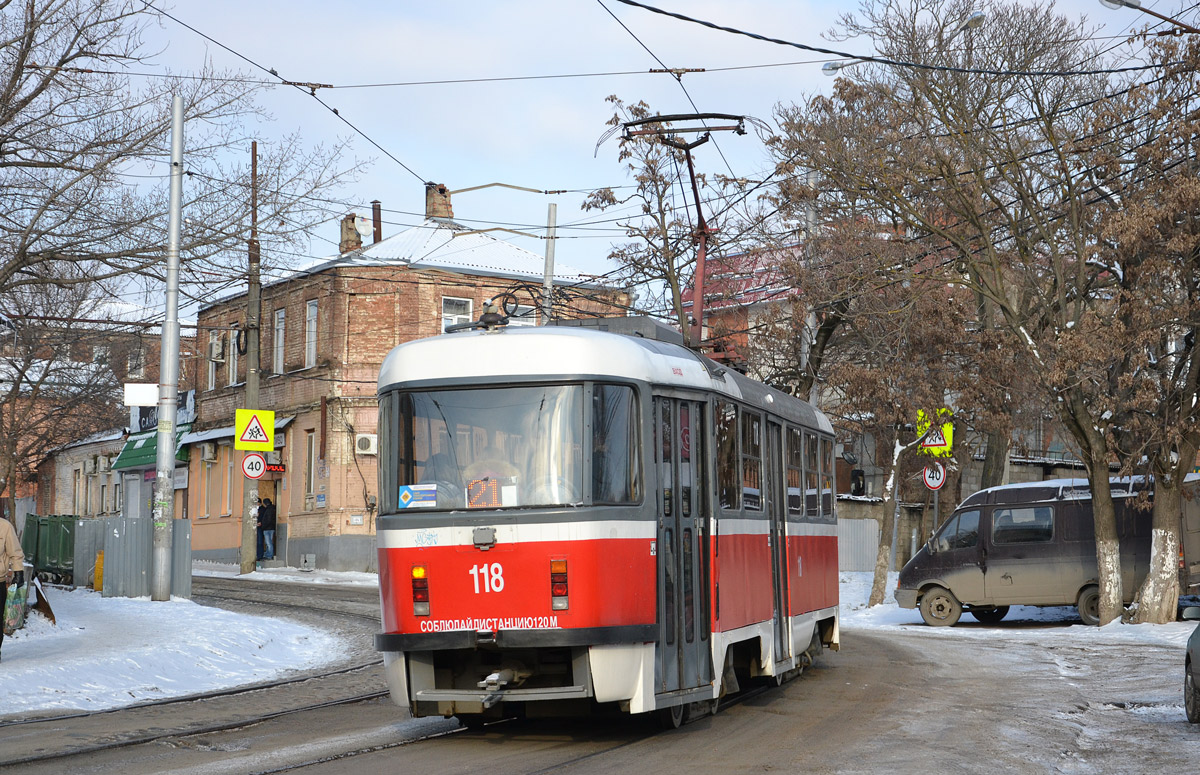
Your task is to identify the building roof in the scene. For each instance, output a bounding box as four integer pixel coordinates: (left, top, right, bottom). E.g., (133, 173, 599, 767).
(205, 218, 612, 312)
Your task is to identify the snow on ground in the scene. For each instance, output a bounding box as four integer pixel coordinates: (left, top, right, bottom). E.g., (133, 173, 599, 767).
(840, 570, 1196, 649)
(1, 565, 1197, 721)
(0, 575, 345, 719)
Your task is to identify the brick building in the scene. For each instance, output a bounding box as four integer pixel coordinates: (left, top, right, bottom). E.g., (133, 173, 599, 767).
(185, 185, 628, 569)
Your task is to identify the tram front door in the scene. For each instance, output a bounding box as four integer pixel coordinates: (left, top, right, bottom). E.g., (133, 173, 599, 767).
(765, 420, 791, 665)
(655, 397, 712, 694)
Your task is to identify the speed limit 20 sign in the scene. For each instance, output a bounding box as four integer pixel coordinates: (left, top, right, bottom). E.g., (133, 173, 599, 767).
(241, 452, 266, 480)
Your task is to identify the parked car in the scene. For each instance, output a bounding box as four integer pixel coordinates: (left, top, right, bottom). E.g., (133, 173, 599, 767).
(895, 476, 1200, 626)
(1186, 607, 1200, 724)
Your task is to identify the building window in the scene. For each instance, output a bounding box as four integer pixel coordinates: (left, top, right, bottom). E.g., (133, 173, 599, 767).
(225, 449, 235, 515)
(114, 481, 122, 515)
(73, 468, 81, 514)
(507, 303, 537, 327)
(273, 308, 285, 374)
(441, 297, 472, 333)
(100, 483, 107, 514)
(305, 430, 316, 496)
(92, 345, 109, 365)
(207, 331, 220, 391)
(128, 348, 145, 379)
(205, 460, 219, 518)
(305, 299, 318, 368)
(228, 326, 240, 386)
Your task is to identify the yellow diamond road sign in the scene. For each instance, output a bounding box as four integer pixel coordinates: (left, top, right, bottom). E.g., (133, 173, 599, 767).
(235, 409, 275, 451)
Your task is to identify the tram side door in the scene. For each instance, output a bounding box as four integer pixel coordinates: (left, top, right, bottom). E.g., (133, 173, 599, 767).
(655, 397, 712, 694)
(766, 421, 790, 664)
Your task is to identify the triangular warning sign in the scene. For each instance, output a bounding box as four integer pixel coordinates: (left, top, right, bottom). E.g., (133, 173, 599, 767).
(240, 414, 269, 443)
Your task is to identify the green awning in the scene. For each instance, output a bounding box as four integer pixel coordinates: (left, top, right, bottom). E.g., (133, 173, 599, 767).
(112, 424, 191, 470)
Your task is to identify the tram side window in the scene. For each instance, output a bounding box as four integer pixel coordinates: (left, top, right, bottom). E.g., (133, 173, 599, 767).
(378, 396, 396, 513)
(805, 431, 819, 519)
(786, 427, 804, 516)
(741, 410, 762, 512)
(716, 401, 740, 510)
(820, 436, 835, 521)
(592, 384, 641, 504)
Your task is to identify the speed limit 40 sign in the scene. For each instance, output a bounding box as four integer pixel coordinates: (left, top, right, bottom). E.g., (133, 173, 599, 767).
(923, 462, 946, 490)
(241, 452, 266, 480)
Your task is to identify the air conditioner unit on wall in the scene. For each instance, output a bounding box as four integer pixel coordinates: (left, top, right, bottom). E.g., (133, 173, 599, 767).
(98, 456, 111, 473)
(200, 442, 218, 462)
(208, 336, 225, 363)
(355, 433, 378, 455)
(83, 458, 97, 475)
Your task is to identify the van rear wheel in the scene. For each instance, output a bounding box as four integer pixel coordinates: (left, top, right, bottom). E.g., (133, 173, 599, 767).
(1186, 666, 1200, 724)
(970, 606, 1009, 624)
(1077, 586, 1100, 626)
(919, 586, 962, 626)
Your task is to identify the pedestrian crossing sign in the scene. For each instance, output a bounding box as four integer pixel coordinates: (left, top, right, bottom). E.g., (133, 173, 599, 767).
(235, 409, 275, 451)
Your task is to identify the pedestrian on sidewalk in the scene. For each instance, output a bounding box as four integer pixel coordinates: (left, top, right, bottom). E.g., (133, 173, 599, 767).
(259, 498, 277, 561)
(0, 517, 25, 661)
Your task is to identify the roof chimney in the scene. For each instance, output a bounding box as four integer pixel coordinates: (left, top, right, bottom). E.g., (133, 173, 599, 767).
(371, 200, 382, 244)
(339, 213, 362, 254)
(425, 182, 453, 219)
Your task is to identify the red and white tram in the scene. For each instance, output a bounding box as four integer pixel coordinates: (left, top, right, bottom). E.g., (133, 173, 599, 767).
(374, 317, 839, 725)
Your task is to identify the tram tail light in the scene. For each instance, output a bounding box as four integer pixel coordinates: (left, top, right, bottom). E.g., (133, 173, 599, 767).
(412, 565, 430, 616)
(551, 559, 568, 610)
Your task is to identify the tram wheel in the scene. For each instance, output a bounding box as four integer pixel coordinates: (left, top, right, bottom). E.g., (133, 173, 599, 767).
(656, 703, 685, 730)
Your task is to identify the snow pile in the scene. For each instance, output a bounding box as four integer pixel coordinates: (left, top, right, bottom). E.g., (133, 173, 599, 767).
(0, 587, 340, 718)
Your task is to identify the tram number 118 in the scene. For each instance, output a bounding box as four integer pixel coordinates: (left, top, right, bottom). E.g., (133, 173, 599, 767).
(470, 562, 505, 593)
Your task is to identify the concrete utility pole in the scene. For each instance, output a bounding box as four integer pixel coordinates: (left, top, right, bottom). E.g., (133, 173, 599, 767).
(541, 203, 557, 324)
(240, 141, 262, 575)
(151, 95, 184, 601)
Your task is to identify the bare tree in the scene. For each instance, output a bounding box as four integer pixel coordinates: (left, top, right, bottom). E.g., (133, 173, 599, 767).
(0, 0, 362, 299)
(0, 282, 127, 518)
(770, 0, 1172, 624)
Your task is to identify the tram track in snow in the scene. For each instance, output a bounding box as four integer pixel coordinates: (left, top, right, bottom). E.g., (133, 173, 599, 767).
(0, 576, 388, 769)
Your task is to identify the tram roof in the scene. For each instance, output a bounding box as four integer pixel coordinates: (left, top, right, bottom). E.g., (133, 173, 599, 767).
(378, 326, 833, 434)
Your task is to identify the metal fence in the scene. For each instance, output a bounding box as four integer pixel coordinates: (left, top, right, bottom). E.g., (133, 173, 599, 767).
(837, 518, 882, 572)
(81, 517, 192, 599)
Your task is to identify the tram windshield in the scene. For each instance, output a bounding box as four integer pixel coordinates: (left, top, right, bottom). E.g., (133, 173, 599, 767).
(389, 383, 640, 511)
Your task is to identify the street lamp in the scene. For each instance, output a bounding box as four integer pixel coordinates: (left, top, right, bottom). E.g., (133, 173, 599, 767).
(1098, 0, 1200, 34)
(823, 10, 986, 76)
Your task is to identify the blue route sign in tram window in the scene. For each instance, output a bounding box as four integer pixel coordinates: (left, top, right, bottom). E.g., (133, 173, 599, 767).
(398, 484, 438, 509)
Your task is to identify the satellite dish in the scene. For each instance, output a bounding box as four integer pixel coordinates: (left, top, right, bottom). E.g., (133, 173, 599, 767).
(354, 215, 372, 239)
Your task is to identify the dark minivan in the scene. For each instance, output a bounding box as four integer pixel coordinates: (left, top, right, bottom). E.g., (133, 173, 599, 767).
(895, 477, 1200, 626)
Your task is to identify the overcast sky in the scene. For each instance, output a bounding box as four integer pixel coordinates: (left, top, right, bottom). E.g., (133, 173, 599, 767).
(139, 0, 1172, 282)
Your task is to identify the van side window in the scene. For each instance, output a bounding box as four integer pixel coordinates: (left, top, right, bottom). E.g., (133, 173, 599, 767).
(993, 506, 1053, 544)
(936, 510, 980, 551)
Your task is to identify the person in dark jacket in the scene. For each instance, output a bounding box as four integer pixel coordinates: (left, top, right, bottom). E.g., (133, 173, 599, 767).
(258, 498, 277, 561)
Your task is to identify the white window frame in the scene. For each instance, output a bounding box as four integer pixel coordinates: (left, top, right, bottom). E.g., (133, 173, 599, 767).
(305, 430, 316, 496)
(273, 309, 285, 374)
(113, 480, 122, 516)
(305, 299, 318, 368)
(127, 348, 145, 379)
(507, 303, 538, 327)
(207, 331, 219, 391)
(225, 448, 235, 515)
(228, 327, 240, 386)
(441, 296, 472, 333)
(73, 468, 81, 514)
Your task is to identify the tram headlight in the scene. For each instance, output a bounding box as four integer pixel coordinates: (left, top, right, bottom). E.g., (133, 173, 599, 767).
(550, 559, 568, 610)
(412, 565, 430, 616)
